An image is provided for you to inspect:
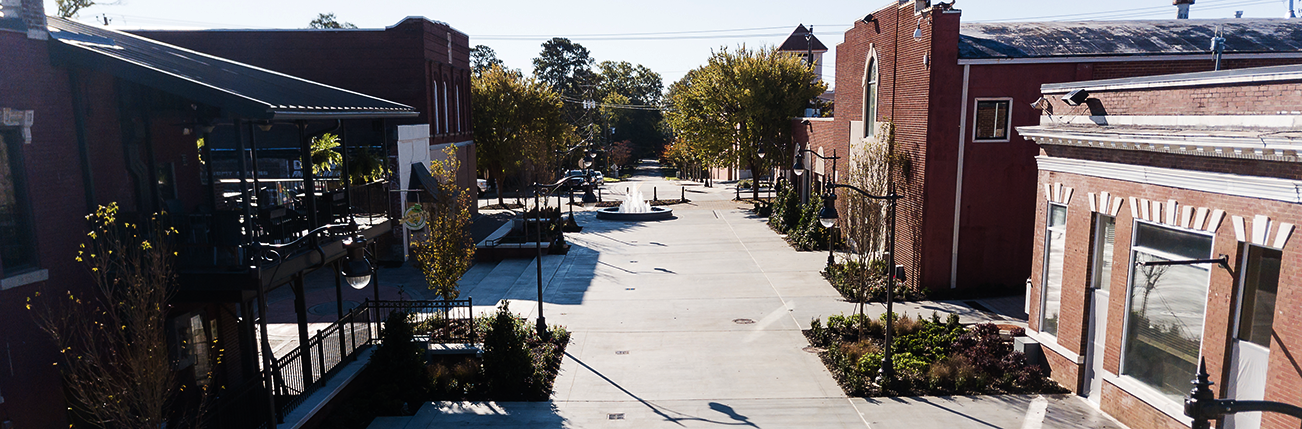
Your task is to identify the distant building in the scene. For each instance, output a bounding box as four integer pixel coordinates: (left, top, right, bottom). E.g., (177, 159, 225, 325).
(1019, 64, 1302, 429)
(777, 24, 829, 83)
(799, 0, 1302, 292)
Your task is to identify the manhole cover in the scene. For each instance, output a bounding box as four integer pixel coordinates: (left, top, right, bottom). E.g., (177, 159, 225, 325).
(802, 346, 824, 353)
(608, 413, 625, 420)
(615, 350, 629, 355)
(733, 318, 756, 325)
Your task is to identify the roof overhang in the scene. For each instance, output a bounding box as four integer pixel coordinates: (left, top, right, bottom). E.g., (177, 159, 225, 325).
(1018, 124, 1302, 162)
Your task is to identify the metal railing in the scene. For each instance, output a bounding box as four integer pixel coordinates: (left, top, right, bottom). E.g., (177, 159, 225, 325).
(267, 298, 474, 422)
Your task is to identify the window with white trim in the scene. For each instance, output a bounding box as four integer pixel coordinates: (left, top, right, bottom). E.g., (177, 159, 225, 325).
(1236, 245, 1279, 348)
(1041, 203, 1066, 336)
(862, 57, 878, 138)
(1122, 222, 1213, 402)
(973, 99, 1011, 141)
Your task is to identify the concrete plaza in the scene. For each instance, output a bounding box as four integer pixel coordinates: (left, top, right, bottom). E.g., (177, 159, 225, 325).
(369, 163, 1126, 429)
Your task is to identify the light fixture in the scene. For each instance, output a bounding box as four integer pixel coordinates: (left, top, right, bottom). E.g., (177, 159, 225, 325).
(792, 151, 805, 176)
(913, 19, 923, 41)
(818, 192, 838, 228)
(1062, 89, 1090, 106)
(757, 145, 766, 159)
(341, 235, 372, 290)
(258, 121, 273, 132)
(862, 13, 875, 23)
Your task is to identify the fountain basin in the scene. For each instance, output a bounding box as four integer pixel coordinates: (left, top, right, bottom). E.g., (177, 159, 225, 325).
(595, 206, 674, 221)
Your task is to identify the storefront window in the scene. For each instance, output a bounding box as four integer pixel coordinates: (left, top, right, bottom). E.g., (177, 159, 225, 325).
(1122, 222, 1213, 401)
(1041, 203, 1066, 336)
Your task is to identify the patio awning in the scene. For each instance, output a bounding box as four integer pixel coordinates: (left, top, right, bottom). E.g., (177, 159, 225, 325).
(46, 17, 418, 121)
(408, 163, 441, 202)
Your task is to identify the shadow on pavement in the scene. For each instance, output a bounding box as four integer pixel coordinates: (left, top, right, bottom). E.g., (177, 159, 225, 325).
(565, 351, 760, 427)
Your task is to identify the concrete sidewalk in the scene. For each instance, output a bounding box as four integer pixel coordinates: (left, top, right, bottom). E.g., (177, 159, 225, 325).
(369, 163, 1125, 429)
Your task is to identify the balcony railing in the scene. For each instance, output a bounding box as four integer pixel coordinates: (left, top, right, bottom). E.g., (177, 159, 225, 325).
(267, 299, 474, 423)
(171, 180, 390, 271)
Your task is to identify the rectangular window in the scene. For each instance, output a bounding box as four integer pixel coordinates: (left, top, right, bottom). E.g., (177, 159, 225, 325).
(1090, 215, 1116, 291)
(0, 132, 37, 275)
(974, 99, 1011, 141)
(1237, 245, 1280, 348)
(1041, 203, 1067, 336)
(1122, 222, 1213, 401)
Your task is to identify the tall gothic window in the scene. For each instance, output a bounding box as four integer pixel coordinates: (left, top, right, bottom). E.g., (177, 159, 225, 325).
(863, 57, 878, 138)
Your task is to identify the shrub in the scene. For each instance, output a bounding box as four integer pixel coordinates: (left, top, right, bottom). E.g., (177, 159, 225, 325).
(823, 260, 928, 303)
(481, 302, 536, 400)
(368, 311, 432, 415)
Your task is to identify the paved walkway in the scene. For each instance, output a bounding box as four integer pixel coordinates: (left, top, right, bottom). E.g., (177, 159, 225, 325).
(368, 161, 1126, 429)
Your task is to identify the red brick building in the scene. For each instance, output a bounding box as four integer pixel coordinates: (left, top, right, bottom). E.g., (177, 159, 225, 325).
(808, 0, 1302, 291)
(136, 19, 479, 215)
(1020, 65, 1302, 429)
(1, 1, 420, 426)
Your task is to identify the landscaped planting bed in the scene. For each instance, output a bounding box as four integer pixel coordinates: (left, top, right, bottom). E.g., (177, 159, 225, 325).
(805, 312, 1066, 397)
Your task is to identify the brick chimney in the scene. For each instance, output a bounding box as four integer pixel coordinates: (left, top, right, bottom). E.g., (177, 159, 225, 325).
(1174, 0, 1194, 19)
(1, 0, 46, 39)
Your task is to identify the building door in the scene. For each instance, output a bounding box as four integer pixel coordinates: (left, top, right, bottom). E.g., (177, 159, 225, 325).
(1226, 245, 1281, 429)
(1084, 288, 1108, 404)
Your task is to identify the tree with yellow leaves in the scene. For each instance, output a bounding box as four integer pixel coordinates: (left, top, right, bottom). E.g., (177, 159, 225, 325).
(411, 145, 476, 301)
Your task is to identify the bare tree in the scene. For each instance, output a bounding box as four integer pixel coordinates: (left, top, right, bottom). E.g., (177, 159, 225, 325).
(838, 121, 896, 334)
(30, 203, 209, 428)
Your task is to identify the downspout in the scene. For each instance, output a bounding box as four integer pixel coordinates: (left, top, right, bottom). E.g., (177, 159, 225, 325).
(67, 68, 96, 213)
(950, 64, 970, 289)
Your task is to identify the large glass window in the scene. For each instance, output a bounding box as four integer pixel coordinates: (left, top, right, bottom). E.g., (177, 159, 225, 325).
(0, 132, 37, 275)
(1041, 203, 1067, 336)
(863, 57, 878, 138)
(1237, 245, 1280, 348)
(1122, 223, 1213, 401)
(974, 99, 1011, 141)
(1090, 215, 1116, 291)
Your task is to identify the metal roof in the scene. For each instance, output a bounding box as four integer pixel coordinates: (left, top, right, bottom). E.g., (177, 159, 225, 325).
(959, 19, 1302, 60)
(778, 24, 828, 53)
(46, 17, 417, 120)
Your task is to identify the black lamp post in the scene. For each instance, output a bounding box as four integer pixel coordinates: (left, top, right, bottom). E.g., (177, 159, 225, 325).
(1185, 358, 1302, 428)
(792, 148, 840, 267)
(530, 177, 596, 340)
(817, 181, 902, 388)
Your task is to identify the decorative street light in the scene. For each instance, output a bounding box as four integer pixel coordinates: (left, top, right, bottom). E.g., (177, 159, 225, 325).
(817, 181, 903, 389)
(341, 232, 373, 290)
(793, 148, 840, 267)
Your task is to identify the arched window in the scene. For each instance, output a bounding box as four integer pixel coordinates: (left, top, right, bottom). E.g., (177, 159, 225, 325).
(863, 56, 878, 138)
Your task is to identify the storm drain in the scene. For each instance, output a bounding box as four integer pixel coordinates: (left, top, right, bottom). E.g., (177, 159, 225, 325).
(608, 413, 625, 420)
(615, 350, 629, 355)
(733, 318, 756, 325)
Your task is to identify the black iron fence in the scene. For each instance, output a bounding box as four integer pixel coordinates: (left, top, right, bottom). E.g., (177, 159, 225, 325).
(267, 298, 474, 423)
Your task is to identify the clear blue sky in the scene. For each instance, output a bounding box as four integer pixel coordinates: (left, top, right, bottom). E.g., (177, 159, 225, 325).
(48, 0, 1298, 89)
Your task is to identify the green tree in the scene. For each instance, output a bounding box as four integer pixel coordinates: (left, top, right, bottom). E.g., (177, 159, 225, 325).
(31, 203, 210, 428)
(594, 61, 666, 162)
(411, 145, 475, 300)
(666, 46, 827, 199)
(532, 38, 595, 97)
(309, 12, 357, 29)
(56, 0, 95, 18)
(471, 45, 506, 76)
(310, 132, 343, 176)
(473, 65, 572, 205)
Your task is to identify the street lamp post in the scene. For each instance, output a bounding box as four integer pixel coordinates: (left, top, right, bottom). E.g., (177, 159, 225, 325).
(531, 177, 598, 340)
(816, 181, 902, 389)
(792, 148, 840, 267)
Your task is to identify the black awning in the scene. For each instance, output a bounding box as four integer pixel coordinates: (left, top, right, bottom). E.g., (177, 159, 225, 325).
(408, 163, 441, 203)
(46, 17, 417, 121)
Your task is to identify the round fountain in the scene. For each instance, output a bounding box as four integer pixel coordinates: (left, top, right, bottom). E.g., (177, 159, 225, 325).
(596, 185, 674, 221)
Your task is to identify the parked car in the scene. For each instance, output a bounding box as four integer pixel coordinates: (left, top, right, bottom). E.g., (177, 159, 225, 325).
(476, 178, 489, 193)
(562, 169, 598, 190)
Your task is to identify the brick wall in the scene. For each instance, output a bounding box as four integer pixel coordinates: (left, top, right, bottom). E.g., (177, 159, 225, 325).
(1048, 81, 1302, 118)
(0, 29, 87, 428)
(1031, 162, 1302, 429)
